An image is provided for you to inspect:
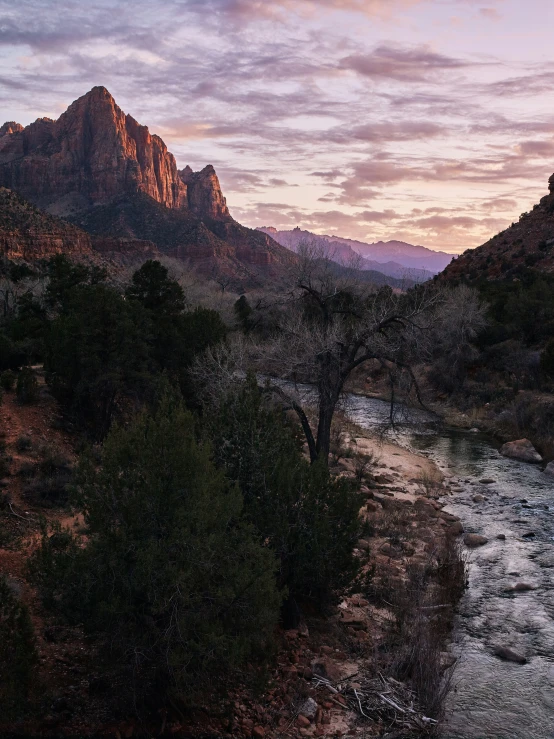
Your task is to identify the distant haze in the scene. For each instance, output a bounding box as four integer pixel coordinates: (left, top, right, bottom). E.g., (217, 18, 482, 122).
(258, 227, 452, 280)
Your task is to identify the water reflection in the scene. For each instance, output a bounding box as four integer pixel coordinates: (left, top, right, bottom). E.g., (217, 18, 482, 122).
(344, 393, 554, 739)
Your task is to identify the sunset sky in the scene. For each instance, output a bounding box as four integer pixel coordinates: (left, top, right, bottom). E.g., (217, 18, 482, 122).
(2, 0, 554, 252)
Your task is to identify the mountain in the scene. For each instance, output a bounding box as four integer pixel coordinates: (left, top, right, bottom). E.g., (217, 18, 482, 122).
(258, 227, 452, 280)
(0, 87, 292, 281)
(0, 186, 161, 264)
(0, 187, 92, 260)
(441, 174, 554, 282)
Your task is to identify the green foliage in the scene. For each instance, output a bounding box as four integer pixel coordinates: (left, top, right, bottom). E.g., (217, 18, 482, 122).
(45, 284, 151, 438)
(126, 259, 185, 316)
(477, 270, 554, 347)
(45, 254, 107, 313)
(126, 261, 226, 399)
(0, 577, 37, 719)
(30, 397, 281, 701)
(208, 376, 361, 614)
(16, 367, 38, 404)
(0, 370, 16, 392)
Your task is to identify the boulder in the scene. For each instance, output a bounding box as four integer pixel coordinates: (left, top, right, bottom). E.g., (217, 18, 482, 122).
(464, 533, 488, 548)
(500, 439, 542, 464)
(505, 582, 536, 593)
(493, 646, 527, 664)
(544, 462, 554, 477)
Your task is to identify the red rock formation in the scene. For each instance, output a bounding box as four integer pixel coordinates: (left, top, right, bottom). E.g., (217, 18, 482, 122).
(0, 87, 187, 213)
(0, 187, 92, 260)
(179, 164, 231, 221)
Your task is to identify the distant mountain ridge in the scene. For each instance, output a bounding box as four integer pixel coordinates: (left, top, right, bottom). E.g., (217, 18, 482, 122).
(0, 87, 292, 282)
(258, 227, 453, 280)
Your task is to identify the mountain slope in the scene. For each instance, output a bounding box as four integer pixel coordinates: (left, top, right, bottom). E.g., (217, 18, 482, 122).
(441, 174, 554, 282)
(258, 227, 451, 279)
(0, 187, 92, 260)
(0, 87, 293, 280)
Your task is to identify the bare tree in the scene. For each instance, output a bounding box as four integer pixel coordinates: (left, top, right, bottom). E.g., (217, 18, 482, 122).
(193, 249, 484, 466)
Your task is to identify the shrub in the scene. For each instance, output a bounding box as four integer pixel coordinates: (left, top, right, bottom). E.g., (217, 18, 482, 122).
(30, 397, 281, 704)
(0, 371, 17, 392)
(16, 368, 38, 404)
(0, 578, 37, 719)
(207, 376, 361, 618)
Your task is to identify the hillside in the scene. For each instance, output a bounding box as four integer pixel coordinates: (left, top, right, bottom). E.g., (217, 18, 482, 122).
(0, 88, 293, 280)
(441, 174, 554, 282)
(259, 227, 452, 280)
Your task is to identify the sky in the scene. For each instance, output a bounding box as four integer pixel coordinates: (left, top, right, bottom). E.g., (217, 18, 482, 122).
(2, 0, 554, 253)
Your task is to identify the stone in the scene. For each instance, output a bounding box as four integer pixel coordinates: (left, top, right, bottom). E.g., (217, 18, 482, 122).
(464, 533, 488, 548)
(500, 439, 542, 464)
(356, 539, 370, 551)
(493, 646, 527, 664)
(544, 462, 554, 477)
(252, 727, 265, 738)
(448, 521, 464, 536)
(506, 582, 536, 592)
(497, 534, 506, 540)
(479, 478, 496, 484)
(472, 494, 485, 503)
(299, 698, 318, 721)
(296, 715, 311, 728)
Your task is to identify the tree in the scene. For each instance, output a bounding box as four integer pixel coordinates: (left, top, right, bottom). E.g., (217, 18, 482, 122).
(45, 284, 151, 438)
(207, 375, 361, 619)
(30, 397, 281, 703)
(198, 250, 442, 465)
(125, 260, 185, 317)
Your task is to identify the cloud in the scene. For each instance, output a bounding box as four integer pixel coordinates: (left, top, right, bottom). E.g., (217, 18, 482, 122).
(349, 121, 444, 142)
(479, 7, 501, 19)
(340, 44, 472, 82)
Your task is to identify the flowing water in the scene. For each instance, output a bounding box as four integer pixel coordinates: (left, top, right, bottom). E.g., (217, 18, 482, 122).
(343, 393, 554, 739)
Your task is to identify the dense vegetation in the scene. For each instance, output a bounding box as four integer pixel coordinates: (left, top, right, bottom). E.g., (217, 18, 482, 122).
(0, 254, 362, 714)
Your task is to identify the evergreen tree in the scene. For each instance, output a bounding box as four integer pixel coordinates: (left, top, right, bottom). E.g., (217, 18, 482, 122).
(30, 397, 281, 701)
(208, 376, 361, 618)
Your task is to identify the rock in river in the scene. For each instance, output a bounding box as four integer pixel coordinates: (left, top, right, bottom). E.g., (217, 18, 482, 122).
(544, 462, 554, 477)
(493, 646, 527, 664)
(500, 439, 542, 464)
(464, 533, 488, 548)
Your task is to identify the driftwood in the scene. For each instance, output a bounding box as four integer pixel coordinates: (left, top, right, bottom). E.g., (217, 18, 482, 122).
(312, 671, 438, 735)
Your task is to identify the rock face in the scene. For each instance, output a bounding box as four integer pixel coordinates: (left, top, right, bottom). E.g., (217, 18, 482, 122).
(0, 87, 187, 213)
(500, 439, 543, 464)
(0, 187, 92, 260)
(179, 165, 231, 221)
(0, 87, 293, 282)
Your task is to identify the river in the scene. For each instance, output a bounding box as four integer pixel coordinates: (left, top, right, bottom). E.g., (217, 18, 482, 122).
(343, 392, 554, 739)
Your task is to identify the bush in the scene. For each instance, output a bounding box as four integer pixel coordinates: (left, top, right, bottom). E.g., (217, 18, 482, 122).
(30, 397, 281, 704)
(208, 376, 361, 619)
(16, 368, 38, 404)
(0, 578, 37, 719)
(0, 371, 16, 392)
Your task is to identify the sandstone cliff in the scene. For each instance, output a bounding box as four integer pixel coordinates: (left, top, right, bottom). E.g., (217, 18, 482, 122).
(0, 87, 293, 282)
(441, 174, 554, 282)
(0, 187, 92, 260)
(0, 87, 187, 214)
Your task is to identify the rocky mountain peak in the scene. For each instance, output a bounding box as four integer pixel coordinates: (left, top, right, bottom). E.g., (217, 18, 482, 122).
(0, 122, 24, 136)
(0, 87, 187, 213)
(178, 164, 231, 221)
